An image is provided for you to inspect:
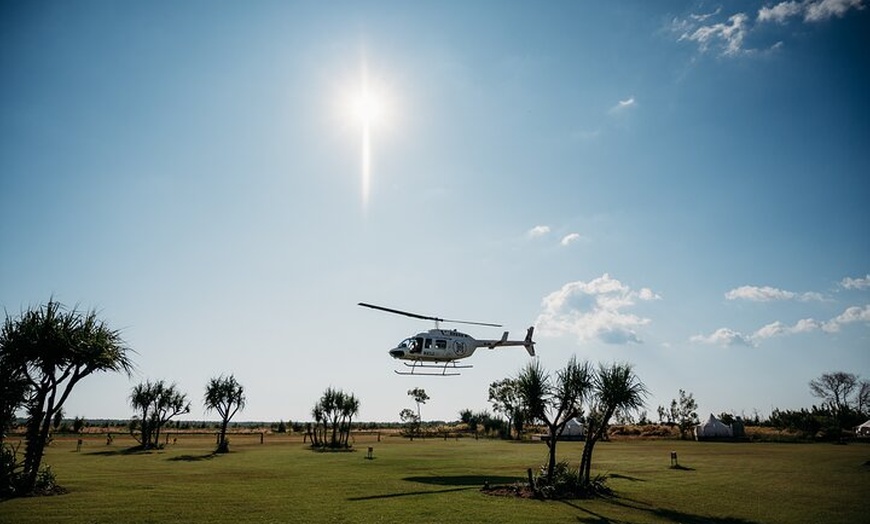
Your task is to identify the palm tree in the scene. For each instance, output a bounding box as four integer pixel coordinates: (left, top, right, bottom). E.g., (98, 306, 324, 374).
(310, 402, 325, 447)
(578, 362, 647, 486)
(516, 357, 592, 483)
(129, 380, 190, 449)
(339, 393, 360, 448)
(129, 381, 159, 448)
(0, 299, 134, 494)
(204, 375, 246, 453)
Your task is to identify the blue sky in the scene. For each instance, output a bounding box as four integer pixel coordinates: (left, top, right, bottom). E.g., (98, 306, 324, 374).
(2, 1, 868, 423)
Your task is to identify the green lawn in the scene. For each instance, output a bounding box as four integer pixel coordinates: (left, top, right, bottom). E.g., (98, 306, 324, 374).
(1, 433, 868, 523)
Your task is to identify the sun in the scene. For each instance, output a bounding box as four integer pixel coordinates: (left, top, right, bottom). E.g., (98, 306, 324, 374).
(352, 89, 384, 127)
(345, 62, 391, 213)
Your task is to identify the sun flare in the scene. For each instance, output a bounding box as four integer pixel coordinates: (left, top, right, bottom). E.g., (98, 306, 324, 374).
(352, 89, 384, 127)
(346, 60, 391, 213)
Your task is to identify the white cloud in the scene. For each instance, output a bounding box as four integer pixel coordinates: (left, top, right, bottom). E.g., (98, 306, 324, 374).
(805, 0, 865, 22)
(678, 12, 750, 56)
(610, 97, 637, 113)
(758, 1, 804, 23)
(822, 304, 870, 332)
(753, 318, 822, 339)
(759, 0, 865, 23)
(690, 7, 722, 22)
(560, 233, 581, 246)
(725, 285, 824, 302)
(691, 328, 755, 347)
(536, 274, 660, 345)
(694, 304, 868, 347)
(840, 274, 870, 290)
(676, 1, 864, 56)
(527, 225, 550, 238)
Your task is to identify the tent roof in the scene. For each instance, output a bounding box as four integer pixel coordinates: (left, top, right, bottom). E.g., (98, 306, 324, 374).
(697, 413, 730, 429)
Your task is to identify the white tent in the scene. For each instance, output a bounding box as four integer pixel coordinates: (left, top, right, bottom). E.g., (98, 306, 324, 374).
(562, 418, 585, 438)
(856, 420, 870, 437)
(694, 414, 733, 440)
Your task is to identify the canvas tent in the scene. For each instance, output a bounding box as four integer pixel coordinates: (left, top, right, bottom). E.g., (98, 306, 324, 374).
(561, 418, 585, 439)
(694, 414, 733, 440)
(856, 420, 870, 437)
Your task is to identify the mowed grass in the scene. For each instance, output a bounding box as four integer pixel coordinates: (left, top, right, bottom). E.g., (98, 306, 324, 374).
(1, 433, 869, 523)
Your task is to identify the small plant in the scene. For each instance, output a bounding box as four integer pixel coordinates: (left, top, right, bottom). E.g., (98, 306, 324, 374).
(531, 461, 613, 499)
(534, 461, 581, 499)
(0, 443, 22, 499)
(32, 465, 62, 495)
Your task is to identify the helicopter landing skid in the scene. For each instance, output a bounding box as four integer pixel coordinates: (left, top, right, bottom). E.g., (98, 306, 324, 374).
(395, 361, 472, 376)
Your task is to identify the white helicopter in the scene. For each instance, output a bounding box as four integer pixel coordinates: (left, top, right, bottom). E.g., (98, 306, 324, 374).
(358, 302, 535, 376)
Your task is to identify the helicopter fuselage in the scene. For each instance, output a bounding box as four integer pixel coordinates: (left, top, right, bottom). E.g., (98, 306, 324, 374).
(388, 326, 535, 363)
(389, 329, 478, 362)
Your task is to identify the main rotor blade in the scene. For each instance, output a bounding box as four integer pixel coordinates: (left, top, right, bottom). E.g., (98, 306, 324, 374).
(357, 302, 502, 327)
(358, 302, 441, 322)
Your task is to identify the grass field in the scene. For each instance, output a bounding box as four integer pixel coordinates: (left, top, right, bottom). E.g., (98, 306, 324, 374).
(1, 433, 868, 523)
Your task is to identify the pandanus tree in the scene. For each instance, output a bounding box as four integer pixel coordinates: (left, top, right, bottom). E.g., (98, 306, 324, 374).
(578, 362, 647, 486)
(0, 299, 134, 495)
(204, 375, 246, 453)
(516, 357, 592, 484)
(129, 380, 190, 449)
(310, 388, 360, 449)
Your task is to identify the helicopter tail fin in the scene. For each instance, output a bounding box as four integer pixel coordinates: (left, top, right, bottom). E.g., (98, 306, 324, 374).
(524, 326, 535, 356)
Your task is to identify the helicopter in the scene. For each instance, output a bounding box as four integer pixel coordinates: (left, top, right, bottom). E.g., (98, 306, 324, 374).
(358, 302, 535, 376)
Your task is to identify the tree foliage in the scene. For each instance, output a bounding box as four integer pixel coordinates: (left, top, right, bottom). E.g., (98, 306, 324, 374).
(0, 299, 133, 495)
(129, 380, 190, 450)
(516, 357, 592, 484)
(658, 389, 699, 439)
(204, 374, 246, 453)
(578, 362, 647, 487)
(407, 388, 429, 421)
(399, 408, 420, 438)
(809, 371, 869, 423)
(309, 387, 359, 449)
(512, 357, 646, 497)
(488, 378, 526, 439)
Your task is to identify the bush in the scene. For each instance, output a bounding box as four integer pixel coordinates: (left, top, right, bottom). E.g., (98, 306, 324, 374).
(0, 443, 21, 499)
(32, 465, 62, 495)
(532, 461, 612, 499)
(0, 444, 64, 499)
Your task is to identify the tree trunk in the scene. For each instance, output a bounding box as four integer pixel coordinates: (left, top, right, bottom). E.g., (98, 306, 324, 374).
(217, 420, 229, 453)
(545, 423, 558, 483)
(579, 408, 614, 486)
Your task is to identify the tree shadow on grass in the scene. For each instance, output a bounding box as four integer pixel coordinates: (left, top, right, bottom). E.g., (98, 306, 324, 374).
(347, 475, 522, 501)
(347, 487, 472, 501)
(168, 453, 217, 462)
(404, 475, 523, 486)
(85, 448, 153, 457)
(561, 494, 761, 524)
(607, 473, 646, 482)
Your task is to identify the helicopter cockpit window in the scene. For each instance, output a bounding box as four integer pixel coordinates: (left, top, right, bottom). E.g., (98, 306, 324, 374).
(424, 338, 433, 349)
(400, 338, 420, 354)
(435, 339, 447, 349)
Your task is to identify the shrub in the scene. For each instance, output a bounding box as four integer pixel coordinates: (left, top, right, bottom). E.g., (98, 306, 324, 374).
(0, 443, 22, 499)
(532, 461, 612, 499)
